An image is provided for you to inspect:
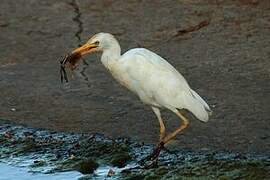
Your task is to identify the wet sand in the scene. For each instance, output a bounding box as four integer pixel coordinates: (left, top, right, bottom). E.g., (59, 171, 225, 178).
(0, 0, 269, 155)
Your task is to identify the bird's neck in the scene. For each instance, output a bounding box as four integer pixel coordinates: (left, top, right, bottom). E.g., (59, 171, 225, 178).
(101, 44, 121, 70)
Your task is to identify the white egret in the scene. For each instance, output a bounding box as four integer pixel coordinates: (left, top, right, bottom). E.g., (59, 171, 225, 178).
(63, 32, 212, 161)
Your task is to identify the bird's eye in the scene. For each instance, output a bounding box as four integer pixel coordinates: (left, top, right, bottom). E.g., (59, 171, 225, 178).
(94, 41, 99, 46)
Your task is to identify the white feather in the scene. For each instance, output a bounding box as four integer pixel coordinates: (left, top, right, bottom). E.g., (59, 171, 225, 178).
(180, 90, 211, 122)
(88, 33, 212, 122)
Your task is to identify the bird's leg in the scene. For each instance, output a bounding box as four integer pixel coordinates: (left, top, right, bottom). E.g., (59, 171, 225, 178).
(152, 107, 166, 142)
(138, 141, 164, 167)
(140, 109, 188, 166)
(139, 109, 189, 166)
(163, 109, 189, 144)
(138, 107, 166, 166)
(149, 107, 166, 162)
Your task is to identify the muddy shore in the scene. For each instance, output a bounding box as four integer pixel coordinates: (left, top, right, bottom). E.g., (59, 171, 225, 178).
(0, 0, 269, 155)
(0, 120, 269, 179)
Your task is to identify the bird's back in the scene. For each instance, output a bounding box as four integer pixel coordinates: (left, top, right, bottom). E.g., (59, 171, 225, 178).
(122, 48, 184, 77)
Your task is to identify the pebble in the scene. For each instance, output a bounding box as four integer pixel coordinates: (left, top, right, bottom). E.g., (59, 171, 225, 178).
(10, 108, 16, 112)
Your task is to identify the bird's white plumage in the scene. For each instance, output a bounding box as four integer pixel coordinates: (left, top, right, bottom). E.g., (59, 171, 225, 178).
(88, 33, 211, 122)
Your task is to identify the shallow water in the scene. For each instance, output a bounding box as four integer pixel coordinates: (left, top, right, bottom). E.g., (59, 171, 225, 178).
(95, 164, 137, 177)
(0, 161, 136, 180)
(0, 163, 82, 180)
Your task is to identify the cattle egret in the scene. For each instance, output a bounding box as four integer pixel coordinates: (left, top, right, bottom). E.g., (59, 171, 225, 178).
(64, 32, 212, 162)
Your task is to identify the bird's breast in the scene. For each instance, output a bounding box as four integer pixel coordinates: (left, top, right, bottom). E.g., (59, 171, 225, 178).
(107, 63, 134, 91)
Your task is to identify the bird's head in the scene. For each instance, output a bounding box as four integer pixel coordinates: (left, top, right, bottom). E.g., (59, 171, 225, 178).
(72, 32, 118, 56)
(60, 33, 120, 82)
(63, 33, 118, 69)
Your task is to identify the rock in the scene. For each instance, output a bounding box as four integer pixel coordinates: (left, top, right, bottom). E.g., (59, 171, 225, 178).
(10, 108, 16, 112)
(123, 174, 146, 180)
(75, 159, 99, 174)
(77, 175, 93, 180)
(4, 132, 12, 139)
(110, 152, 132, 168)
(107, 169, 115, 177)
(56, 157, 82, 171)
(155, 166, 169, 176)
(144, 174, 162, 180)
(30, 160, 46, 167)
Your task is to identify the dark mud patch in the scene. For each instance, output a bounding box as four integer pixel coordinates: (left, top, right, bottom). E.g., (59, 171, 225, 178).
(0, 120, 269, 179)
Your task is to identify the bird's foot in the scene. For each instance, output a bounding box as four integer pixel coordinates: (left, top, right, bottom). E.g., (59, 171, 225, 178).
(138, 141, 164, 167)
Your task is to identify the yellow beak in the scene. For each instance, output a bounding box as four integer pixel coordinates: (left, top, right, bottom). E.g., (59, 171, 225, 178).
(72, 43, 98, 56)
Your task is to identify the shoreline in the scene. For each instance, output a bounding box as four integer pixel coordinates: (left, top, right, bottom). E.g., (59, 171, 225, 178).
(0, 119, 269, 179)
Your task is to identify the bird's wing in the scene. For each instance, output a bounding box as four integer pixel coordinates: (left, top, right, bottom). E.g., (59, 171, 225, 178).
(120, 48, 211, 122)
(119, 47, 193, 106)
(121, 48, 190, 89)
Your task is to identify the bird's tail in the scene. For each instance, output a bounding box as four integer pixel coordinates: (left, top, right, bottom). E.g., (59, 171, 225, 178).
(182, 89, 212, 122)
